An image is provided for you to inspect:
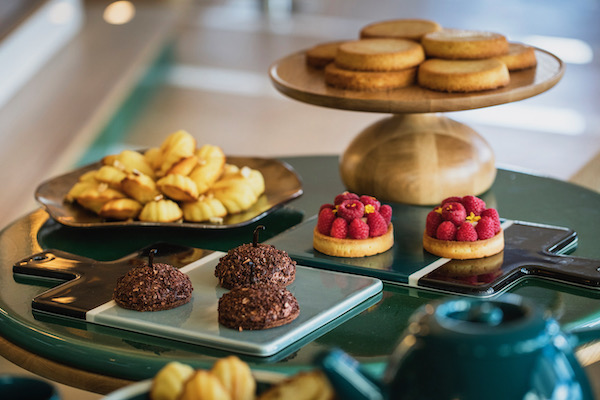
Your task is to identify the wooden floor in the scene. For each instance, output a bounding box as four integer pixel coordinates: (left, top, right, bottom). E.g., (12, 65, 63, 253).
(0, 0, 598, 398)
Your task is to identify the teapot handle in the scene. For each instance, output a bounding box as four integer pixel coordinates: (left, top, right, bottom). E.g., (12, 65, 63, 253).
(317, 349, 386, 400)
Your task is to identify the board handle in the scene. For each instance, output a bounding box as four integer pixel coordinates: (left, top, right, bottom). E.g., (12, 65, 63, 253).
(526, 254, 600, 289)
(13, 249, 96, 281)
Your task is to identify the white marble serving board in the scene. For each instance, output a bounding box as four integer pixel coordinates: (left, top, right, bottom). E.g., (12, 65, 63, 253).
(87, 252, 382, 356)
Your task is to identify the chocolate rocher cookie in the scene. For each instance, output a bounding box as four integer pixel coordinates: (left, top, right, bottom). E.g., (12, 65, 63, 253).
(214, 227, 296, 289)
(218, 283, 300, 331)
(113, 249, 193, 311)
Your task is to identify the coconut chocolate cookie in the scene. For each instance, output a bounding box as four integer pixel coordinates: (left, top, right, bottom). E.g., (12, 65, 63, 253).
(418, 58, 510, 92)
(218, 284, 300, 330)
(335, 38, 425, 71)
(421, 29, 508, 59)
(494, 42, 537, 71)
(313, 192, 394, 258)
(324, 63, 417, 91)
(113, 251, 193, 311)
(214, 226, 296, 289)
(360, 18, 442, 41)
(423, 195, 504, 260)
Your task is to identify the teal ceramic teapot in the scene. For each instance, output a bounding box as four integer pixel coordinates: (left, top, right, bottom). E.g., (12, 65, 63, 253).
(318, 294, 596, 400)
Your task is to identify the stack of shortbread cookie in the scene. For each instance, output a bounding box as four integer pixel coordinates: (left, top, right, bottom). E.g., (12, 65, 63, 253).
(305, 19, 537, 93)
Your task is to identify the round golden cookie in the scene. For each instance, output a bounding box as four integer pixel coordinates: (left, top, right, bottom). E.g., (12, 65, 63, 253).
(421, 29, 508, 59)
(325, 63, 417, 91)
(313, 224, 394, 258)
(494, 42, 537, 71)
(335, 38, 425, 71)
(422, 229, 504, 260)
(360, 19, 442, 41)
(305, 40, 346, 69)
(418, 58, 510, 92)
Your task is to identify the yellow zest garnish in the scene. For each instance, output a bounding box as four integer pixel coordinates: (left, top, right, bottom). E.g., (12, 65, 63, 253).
(364, 204, 375, 214)
(466, 212, 481, 223)
(333, 205, 338, 214)
(434, 206, 442, 215)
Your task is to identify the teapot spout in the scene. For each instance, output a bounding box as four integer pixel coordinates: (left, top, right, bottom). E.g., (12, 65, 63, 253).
(317, 349, 386, 400)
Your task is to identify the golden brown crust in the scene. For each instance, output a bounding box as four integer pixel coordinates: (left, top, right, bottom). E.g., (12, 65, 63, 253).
(494, 42, 537, 71)
(418, 58, 509, 92)
(305, 40, 346, 69)
(422, 229, 504, 260)
(335, 39, 425, 71)
(435, 251, 504, 277)
(421, 29, 508, 59)
(360, 19, 442, 41)
(325, 63, 416, 91)
(313, 224, 394, 257)
(257, 371, 335, 400)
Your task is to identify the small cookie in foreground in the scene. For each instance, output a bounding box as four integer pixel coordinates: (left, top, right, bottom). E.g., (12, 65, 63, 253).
(418, 58, 509, 92)
(360, 18, 442, 41)
(422, 28, 508, 59)
(335, 38, 425, 71)
(218, 284, 300, 330)
(494, 42, 537, 71)
(113, 251, 193, 311)
(313, 192, 394, 257)
(325, 63, 417, 91)
(305, 40, 346, 69)
(422, 195, 504, 260)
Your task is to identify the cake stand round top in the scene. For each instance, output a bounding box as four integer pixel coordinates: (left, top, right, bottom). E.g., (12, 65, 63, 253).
(269, 47, 564, 114)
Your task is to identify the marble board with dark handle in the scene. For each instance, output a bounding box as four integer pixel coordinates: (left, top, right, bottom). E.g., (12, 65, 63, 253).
(267, 219, 600, 297)
(12, 243, 383, 357)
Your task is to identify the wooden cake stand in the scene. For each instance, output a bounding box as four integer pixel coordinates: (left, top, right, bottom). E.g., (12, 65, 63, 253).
(269, 48, 564, 205)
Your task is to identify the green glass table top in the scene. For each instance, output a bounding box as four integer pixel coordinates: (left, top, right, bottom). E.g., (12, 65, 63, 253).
(1, 155, 599, 383)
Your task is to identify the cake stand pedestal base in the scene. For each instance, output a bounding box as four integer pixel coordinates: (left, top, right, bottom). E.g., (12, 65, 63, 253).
(339, 113, 496, 205)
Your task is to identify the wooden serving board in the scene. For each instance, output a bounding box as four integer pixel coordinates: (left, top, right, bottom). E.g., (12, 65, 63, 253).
(268, 218, 600, 297)
(13, 243, 382, 357)
(269, 47, 564, 114)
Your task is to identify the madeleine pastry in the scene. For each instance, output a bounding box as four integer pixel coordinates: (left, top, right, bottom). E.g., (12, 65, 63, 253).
(150, 362, 195, 400)
(103, 149, 155, 179)
(190, 144, 226, 194)
(94, 165, 127, 190)
(179, 370, 231, 400)
(157, 174, 199, 202)
(75, 185, 126, 214)
(99, 198, 142, 220)
(157, 130, 197, 177)
(166, 155, 198, 176)
(181, 194, 227, 223)
(211, 180, 258, 214)
(65, 180, 98, 203)
(139, 199, 183, 222)
(219, 165, 265, 197)
(211, 356, 256, 400)
(121, 171, 161, 204)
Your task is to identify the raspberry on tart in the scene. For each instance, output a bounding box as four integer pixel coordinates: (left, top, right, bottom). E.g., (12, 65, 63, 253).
(313, 192, 394, 257)
(422, 195, 504, 260)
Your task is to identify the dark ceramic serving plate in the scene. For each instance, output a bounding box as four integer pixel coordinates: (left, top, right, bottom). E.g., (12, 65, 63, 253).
(35, 156, 303, 229)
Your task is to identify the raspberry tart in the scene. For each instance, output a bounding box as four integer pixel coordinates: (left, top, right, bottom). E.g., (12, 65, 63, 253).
(423, 195, 504, 260)
(313, 192, 394, 257)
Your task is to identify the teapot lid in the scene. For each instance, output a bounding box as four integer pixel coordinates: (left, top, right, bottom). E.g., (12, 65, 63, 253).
(407, 294, 557, 358)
